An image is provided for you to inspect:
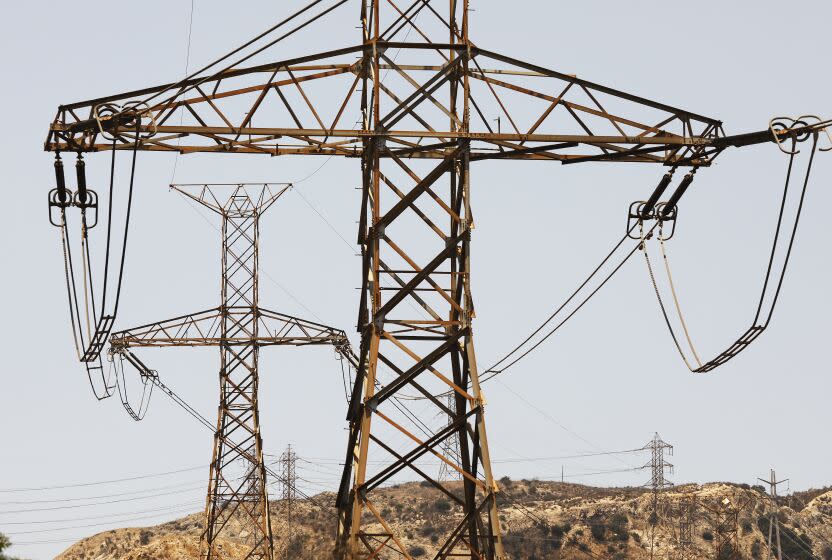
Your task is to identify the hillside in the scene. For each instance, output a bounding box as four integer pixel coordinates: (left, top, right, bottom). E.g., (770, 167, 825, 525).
(56, 481, 832, 559)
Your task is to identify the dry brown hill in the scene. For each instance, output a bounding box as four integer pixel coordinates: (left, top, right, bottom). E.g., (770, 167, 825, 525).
(56, 481, 832, 559)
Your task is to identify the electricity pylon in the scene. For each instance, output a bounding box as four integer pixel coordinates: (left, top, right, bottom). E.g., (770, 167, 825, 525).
(279, 445, 299, 559)
(45, 1, 830, 558)
(110, 184, 352, 560)
(758, 469, 788, 560)
(437, 393, 461, 482)
(644, 433, 674, 523)
(643, 433, 673, 560)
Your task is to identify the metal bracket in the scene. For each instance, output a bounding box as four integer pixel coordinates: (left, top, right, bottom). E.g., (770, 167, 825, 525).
(769, 115, 830, 154)
(655, 202, 678, 240)
(801, 115, 832, 152)
(627, 201, 652, 239)
(94, 101, 158, 142)
(627, 201, 678, 240)
(47, 187, 72, 227)
(74, 190, 99, 229)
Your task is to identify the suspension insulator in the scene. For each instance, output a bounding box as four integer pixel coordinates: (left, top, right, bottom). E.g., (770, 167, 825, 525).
(76, 154, 88, 205)
(661, 171, 695, 218)
(642, 172, 673, 217)
(54, 154, 67, 203)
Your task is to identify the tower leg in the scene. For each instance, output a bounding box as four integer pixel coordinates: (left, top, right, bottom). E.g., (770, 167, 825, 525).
(336, 141, 504, 559)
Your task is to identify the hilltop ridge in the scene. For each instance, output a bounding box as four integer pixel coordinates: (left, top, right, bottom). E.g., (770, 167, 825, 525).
(56, 481, 832, 559)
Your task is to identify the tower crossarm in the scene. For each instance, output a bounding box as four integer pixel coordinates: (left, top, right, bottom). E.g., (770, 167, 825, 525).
(110, 306, 351, 349)
(44, 40, 745, 166)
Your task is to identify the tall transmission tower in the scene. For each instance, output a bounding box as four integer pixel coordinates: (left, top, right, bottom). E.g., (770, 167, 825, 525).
(279, 444, 298, 559)
(758, 469, 788, 560)
(109, 184, 354, 560)
(44, 2, 830, 559)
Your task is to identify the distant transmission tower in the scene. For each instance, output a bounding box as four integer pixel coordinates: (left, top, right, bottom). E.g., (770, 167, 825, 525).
(438, 394, 461, 482)
(279, 445, 298, 559)
(643, 433, 673, 560)
(758, 469, 787, 560)
(643, 433, 674, 522)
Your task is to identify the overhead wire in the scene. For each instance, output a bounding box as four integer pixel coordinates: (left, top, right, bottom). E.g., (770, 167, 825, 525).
(493, 378, 639, 470)
(481, 220, 660, 383)
(0, 465, 204, 493)
(169, 0, 196, 185)
(0, 481, 205, 506)
(4, 506, 200, 536)
(57, 117, 143, 406)
(0, 485, 205, 515)
(137, 0, 347, 110)
(642, 135, 820, 373)
(491, 447, 649, 464)
(0, 500, 204, 525)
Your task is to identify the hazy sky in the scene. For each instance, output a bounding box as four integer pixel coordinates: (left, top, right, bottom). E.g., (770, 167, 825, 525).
(1, 2, 830, 558)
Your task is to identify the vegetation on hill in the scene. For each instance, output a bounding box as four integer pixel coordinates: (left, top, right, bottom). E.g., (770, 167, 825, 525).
(54, 481, 832, 560)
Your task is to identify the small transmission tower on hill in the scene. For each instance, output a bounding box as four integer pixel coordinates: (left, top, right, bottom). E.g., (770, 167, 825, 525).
(110, 184, 353, 560)
(279, 444, 298, 559)
(643, 433, 674, 522)
(758, 469, 788, 560)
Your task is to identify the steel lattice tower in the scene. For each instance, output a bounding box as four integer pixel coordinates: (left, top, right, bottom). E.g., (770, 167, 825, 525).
(437, 393, 462, 482)
(279, 445, 298, 559)
(109, 184, 355, 560)
(206, 187, 274, 559)
(643, 433, 674, 522)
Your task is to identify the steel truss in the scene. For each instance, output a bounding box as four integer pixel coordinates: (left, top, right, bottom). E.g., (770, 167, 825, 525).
(44, 2, 829, 559)
(110, 184, 352, 560)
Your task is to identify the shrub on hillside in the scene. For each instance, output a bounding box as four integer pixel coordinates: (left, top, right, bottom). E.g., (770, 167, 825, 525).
(434, 499, 451, 513)
(408, 545, 427, 557)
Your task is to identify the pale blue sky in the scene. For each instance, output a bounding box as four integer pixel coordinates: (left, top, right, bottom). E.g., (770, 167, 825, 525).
(1, 2, 830, 558)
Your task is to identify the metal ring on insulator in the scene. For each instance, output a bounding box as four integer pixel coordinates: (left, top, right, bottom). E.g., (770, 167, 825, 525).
(626, 201, 649, 239)
(655, 202, 678, 240)
(48, 187, 74, 227)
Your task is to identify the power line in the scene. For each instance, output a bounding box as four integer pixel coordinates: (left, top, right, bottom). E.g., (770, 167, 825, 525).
(4, 505, 199, 536)
(0, 481, 205, 505)
(0, 500, 203, 526)
(0, 465, 204, 493)
(492, 448, 645, 464)
(481, 222, 655, 382)
(168, 0, 196, 184)
(0, 485, 205, 515)
(494, 378, 639, 470)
